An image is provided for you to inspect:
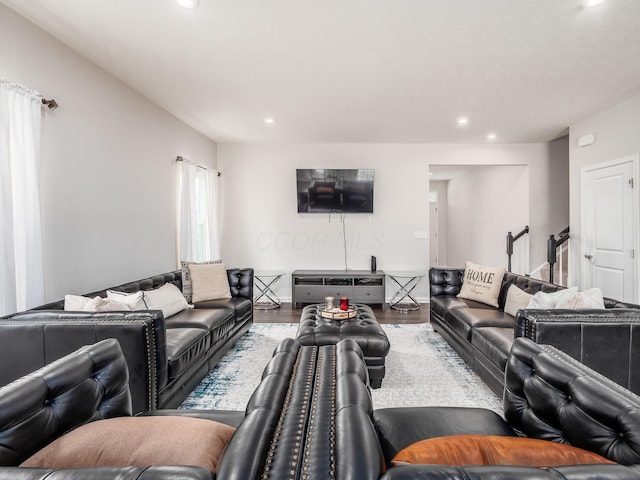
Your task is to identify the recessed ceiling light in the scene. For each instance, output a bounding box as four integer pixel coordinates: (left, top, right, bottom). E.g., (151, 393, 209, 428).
(177, 0, 198, 8)
(264, 117, 275, 125)
(584, 0, 604, 6)
(457, 117, 469, 126)
(486, 133, 497, 141)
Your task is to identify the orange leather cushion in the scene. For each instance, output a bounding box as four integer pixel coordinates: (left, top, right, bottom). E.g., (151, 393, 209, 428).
(391, 435, 615, 467)
(21, 416, 236, 473)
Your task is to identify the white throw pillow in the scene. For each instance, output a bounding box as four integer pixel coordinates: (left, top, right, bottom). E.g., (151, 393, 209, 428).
(143, 283, 189, 318)
(65, 294, 130, 312)
(457, 261, 505, 308)
(190, 262, 231, 303)
(504, 285, 533, 317)
(555, 288, 605, 309)
(181, 260, 223, 303)
(64, 294, 92, 311)
(526, 287, 578, 309)
(83, 297, 131, 312)
(106, 290, 146, 310)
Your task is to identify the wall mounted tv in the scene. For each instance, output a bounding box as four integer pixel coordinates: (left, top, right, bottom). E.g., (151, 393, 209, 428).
(296, 169, 375, 214)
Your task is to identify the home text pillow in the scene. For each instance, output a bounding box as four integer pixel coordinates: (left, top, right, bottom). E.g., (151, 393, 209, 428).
(391, 434, 614, 467)
(181, 260, 223, 303)
(106, 290, 146, 310)
(504, 285, 533, 317)
(64, 294, 92, 311)
(143, 283, 189, 318)
(457, 261, 505, 308)
(555, 288, 605, 309)
(527, 287, 578, 309)
(189, 262, 231, 303)
(21, 416, 236, 473)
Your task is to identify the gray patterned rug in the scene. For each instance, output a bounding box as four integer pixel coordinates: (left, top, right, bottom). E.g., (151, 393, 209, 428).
(179, 323, 503, 415)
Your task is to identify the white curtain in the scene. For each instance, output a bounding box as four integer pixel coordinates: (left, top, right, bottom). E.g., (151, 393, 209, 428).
(0, 80, 45, 315)
(178, 160, 221, 263)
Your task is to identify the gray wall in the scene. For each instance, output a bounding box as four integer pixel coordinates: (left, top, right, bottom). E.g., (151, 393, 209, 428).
(1, 4, 218, 303)
(569, 95, 640, 291)
(218, 142, 565, 303)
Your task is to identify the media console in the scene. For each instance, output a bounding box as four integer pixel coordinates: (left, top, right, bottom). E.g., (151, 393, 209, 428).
(292, 269, 385, 307)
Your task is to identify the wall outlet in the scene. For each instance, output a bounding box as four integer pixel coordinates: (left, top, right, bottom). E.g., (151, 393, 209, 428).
(414, 231, 429, 239)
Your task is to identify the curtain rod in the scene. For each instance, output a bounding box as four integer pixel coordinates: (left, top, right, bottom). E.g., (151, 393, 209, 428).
(41, 98, 59, 111)
(176, 156, 222, 176)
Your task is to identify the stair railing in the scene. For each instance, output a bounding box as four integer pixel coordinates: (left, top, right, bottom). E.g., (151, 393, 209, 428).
(547, 226, 570, 285)
(506, 225, 530, 272)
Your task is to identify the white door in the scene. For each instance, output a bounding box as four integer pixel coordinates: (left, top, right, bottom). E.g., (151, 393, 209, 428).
(429, 201, 439, 266)
(581, 156, 639, 302)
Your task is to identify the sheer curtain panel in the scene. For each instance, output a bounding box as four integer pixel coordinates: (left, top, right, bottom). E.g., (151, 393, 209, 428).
(178, 160, 221, 263)
(0, 80, 45, 315)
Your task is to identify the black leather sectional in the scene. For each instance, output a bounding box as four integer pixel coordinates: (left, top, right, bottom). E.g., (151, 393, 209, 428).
(3, 335, 640, 479)
(0, 268, 253, 413)
(430, 266, 640, 396)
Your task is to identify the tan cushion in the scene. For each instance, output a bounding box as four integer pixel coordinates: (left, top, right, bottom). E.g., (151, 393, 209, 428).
(457, 261, 505, 308)
(190, 262, 231, 303)
(391, 434, 614, 467)
(504, 284, 533, 317)
(21, 416, 236, 473)
(181, 259, 222, 302)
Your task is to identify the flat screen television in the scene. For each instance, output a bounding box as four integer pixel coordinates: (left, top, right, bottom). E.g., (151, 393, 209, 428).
(296, 169, 374, 213)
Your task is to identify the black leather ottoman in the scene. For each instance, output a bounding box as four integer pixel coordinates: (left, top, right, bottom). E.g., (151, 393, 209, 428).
(296, 304, 391, 388)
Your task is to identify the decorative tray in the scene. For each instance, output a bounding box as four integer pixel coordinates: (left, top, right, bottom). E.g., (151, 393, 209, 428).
(319, 307, 357, 320)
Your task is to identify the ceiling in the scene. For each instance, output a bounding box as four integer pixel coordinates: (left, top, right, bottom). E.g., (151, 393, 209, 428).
(4, 0, 640, 144)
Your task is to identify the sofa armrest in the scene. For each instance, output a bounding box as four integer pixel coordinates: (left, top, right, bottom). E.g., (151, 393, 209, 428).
(429, 267, 464, 297)
(514, 308, 640, 394)
(227, 268, 254, 300)
(0, 466, 214, 479)
(504, 338, 640, 464)
(0, 311, 168, 413)
(0, 339, 130, 466)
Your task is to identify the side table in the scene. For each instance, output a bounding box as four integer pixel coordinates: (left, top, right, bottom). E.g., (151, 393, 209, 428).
(254, 271, 286, 310)
(386, 271, 425, 312)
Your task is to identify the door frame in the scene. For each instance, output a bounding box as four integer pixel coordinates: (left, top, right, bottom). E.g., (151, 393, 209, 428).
(580, 154, 640, 302)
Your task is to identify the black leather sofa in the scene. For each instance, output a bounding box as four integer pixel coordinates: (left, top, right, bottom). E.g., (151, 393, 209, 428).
(430, 267, 640, 396)
(373, 337, 640, 479)
(0, 338, 247, 479)
(4, 335, 640, 479)
(0, 268, 253, 413)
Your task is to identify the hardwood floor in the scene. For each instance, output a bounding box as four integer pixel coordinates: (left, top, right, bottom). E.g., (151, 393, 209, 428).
(254, 302, 430, 324)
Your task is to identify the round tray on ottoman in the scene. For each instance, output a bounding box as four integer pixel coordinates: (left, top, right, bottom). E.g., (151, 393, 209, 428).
(319, 307, 358, 320)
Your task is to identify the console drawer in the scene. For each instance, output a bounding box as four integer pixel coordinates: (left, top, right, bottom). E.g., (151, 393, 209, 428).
(354, 286, 383, 303)
(294, 285, 324, 303)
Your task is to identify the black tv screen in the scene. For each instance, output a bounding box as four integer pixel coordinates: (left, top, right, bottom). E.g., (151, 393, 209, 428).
(296, 169, 374, 213)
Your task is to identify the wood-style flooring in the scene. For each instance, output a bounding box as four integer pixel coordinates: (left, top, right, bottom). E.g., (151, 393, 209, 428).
(254, 302, 430, 324)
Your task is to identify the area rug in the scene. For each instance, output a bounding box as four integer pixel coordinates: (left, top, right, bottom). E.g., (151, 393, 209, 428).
(180, 323, 503, 415)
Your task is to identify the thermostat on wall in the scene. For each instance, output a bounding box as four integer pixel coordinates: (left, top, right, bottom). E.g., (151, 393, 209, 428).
(577, 133, 595, 148)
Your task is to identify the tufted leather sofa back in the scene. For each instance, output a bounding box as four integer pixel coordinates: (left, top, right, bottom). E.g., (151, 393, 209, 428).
(504, 338, 640, 464)
(29, 268, 254, 311)
(0, 338, 131, 466)
(217, 338, 382, 480)
(429, 268, 564, 310)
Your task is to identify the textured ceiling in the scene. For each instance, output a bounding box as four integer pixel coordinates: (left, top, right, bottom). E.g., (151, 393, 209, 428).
(3, 0, 640, 143)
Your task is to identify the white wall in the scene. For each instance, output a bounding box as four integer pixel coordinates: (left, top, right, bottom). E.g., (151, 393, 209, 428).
(218, 142, 563, 303)
(569, 94, 640, 290)
(429, 180, 449, 266)
(1, 4, 217, 303)
(446, 165, 529, 269)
